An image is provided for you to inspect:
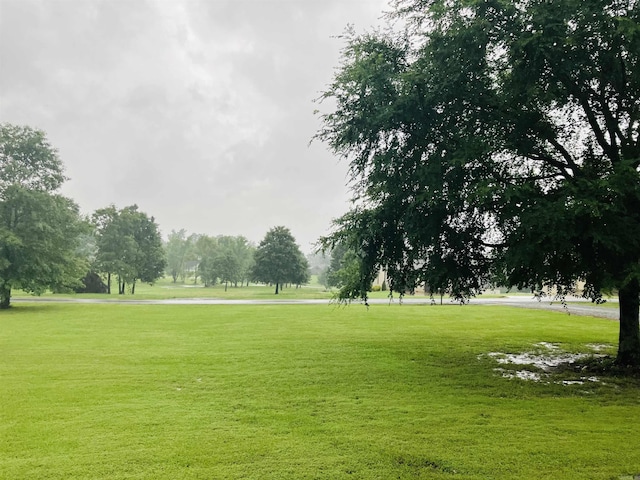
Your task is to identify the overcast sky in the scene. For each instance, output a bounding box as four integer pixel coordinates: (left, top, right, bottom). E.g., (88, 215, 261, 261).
(0, 0, 390, 252)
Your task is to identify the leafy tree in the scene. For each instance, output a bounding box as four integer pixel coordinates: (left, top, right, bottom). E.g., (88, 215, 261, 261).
(323, 243, 349, 289)
(92, 206, 121, 294)
(215, 247, 240, 292)
(194, 235, 219, 287)
(317, 0, 640, 365)
(217, 235, 255, 288)
(252, 226, 309, 294)
(127, 207, 166, 290)
(194, 235, 255, 289)
(323, 244, 363, 296)
(93, 205, 166, 294)
(165, 229, 193, 283)
(0, 124, 86, 308)
(0, 123, 66, 192)
(290, 250, 311, 288)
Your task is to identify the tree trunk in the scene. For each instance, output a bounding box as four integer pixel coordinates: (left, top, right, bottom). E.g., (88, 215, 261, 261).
(617, 278, 640, 366)
(107, 273, 111, 294)
(275, 282, 279, 294)
(0, 283, 11, 309)
(225, 281, 228, 292)
(132, 280, 136, 295)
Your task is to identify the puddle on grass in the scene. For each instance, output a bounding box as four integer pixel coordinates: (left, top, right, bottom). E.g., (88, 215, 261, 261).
(481, 342, 610, 385)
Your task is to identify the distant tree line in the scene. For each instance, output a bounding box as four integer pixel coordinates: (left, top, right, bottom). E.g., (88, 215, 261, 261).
(165, 226, 310, 294)
(0, 122, 310, 307)
(164, 230, 255, 290)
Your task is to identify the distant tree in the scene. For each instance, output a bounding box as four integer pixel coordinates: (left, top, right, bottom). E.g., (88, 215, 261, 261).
(92, 205, 166, 294)
(215, 246, 240, 292)
(306, 251, 331, 276)
(165, 229, 192, 283)
(222, 235, 254, 288)
(0, 124, 86, 308)
(324, 243, 349, 289)
(291, 250, 311, 288)
(194, 235, 255, 289)
(252, 226, 309, 294)
(128, 207, 166, 292)
(324, 245, 363, 297)
(195, 235, 219, 287)
(92, 206, 121, 294)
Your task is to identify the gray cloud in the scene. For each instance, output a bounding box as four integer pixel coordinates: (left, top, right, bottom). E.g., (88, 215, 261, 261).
(0, 0, 388, 250)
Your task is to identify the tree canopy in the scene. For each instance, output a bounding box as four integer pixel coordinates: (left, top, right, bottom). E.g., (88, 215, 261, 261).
(0, 124, 86, 308)
(165, 229, 194, 283)
(252, 226, 309, 294)
(0, 124, 66, 193)
(317, 0, 640, 365)
(92, 205, 166, 294)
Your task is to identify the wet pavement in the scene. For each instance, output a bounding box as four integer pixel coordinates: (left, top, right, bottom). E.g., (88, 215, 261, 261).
(11, 295, 622, 320)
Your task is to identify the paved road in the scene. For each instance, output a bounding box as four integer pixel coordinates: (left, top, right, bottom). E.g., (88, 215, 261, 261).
(12, 295, 622, 320)
(374, 295, 621, 320)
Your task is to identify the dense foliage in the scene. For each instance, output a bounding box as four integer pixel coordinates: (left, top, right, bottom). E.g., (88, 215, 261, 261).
(317, 0, 640, 364)
(252, 226, 310, 294)
(92, 205, 166, 294)
(193, 234, 255, 289)
(0, 124, 86, 308)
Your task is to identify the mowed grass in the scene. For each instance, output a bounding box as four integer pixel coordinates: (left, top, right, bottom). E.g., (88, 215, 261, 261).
(1, 303, 638, 479)
(12, 276, 335, 301)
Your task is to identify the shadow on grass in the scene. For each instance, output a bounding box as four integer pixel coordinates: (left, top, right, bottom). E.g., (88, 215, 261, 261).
(1, 302, 76, 315)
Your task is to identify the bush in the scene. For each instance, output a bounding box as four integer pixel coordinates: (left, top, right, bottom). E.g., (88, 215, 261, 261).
(371, 285, 382, 292)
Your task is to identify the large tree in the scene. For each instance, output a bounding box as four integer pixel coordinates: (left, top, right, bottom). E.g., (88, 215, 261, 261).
(0, 124, 86, 308)
(252, 226, 309, 294)
(0, 124, 66, 192)
(317, 0, 640, 365)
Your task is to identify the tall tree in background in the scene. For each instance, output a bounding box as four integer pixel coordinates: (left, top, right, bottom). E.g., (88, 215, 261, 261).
(93, 205, 166, 294)
(322, 243, 361, 295)
(216, 235, 255, 288)
(194, 235, 218, 287)
(215, 245, 240, 292)
(194, 235, 255, 289)
(252, 226, 309, 294)
(0, 124, 86, 308)
(165, 229, 193, 283)
(317, 0, 640, 365)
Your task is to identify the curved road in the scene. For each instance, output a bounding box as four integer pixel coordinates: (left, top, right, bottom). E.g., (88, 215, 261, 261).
(12, 295, 622, 320)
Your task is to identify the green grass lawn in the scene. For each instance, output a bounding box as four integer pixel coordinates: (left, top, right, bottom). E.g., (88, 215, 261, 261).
(12, 276, 335, 301)
(1, 303, 638, 479)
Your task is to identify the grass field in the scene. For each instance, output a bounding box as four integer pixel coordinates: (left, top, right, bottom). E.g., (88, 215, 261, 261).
(13, 275, 615, 304)
(13, 276, 336, 301)
(1, 303, 638, 479)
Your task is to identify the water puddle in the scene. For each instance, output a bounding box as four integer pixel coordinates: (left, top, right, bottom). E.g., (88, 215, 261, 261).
(480, 342, 611, 385)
